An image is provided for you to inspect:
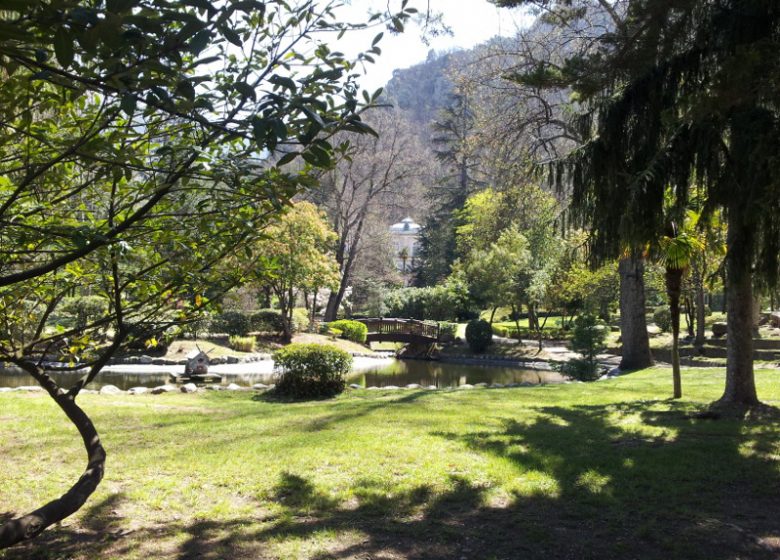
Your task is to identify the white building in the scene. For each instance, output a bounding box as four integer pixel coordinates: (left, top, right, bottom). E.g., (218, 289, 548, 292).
(390, 217, 422, 282)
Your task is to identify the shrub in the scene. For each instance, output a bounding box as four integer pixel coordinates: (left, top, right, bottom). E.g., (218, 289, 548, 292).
(251, 310, 285, 334)
(438, 322, 458, 343)
(383, 284, 475, 322)
(559, 358, 603, 382)
(565, 314, 608, 381)
(491, 324, 569, 341)
(291, 307, 311, 333)
(58, 295, 107, 330)
(327, 320, 368, 343)
(210, 311, 251, 336)
(228, 335, 255, 352)
(652, 307, 672, 332)
(465, 319, 493, 353)
(273, 343, 352, 399)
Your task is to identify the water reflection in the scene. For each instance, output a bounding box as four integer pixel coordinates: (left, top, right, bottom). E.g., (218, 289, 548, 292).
(0, 360, 564, 390)
(349, 360, 564, 388)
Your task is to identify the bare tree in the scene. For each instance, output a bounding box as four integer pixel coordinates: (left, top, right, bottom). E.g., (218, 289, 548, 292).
(307, 108, 432, 320)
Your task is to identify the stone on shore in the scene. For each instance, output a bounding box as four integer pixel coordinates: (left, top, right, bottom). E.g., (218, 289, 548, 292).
(99, 385, 123, 395)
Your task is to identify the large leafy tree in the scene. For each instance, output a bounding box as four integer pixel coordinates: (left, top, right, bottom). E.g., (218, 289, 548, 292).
(494, 0, 780, 407)
(0, 0, 417, 548)
(249, 201, 340, 341)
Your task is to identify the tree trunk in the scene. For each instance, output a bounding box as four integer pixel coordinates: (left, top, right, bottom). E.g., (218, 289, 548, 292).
(667, 267, 683, 399)
(718, 218, 758, 406)
(527, 303, 538, 331)
(752, 294, 761, 337)
(618, 255, 653, 370)
(0, 366, 105, 549)
(694, 260, 707, 348)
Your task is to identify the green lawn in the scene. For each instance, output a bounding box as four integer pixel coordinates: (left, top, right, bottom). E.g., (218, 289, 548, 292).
(1, 368, 779, 559)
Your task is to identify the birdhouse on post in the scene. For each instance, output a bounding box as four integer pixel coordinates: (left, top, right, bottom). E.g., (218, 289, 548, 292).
(184, 349, 209, 377)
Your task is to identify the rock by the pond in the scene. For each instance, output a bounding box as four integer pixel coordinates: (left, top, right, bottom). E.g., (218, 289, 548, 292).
(348, 384, 363, 390)
(490, 383, 505, 389)
(253, 383, 271, 391)
(100, 385, 123, 395)
(226, 383, 243, 391)
(712, 322, 728, 337)
(383, 385, 400, 390)
(367, 386, 381, 390)
(151, 384, 177, 394)
(15, 385, 42, 392)
(405, 384, 422, 389)
(151, 358, 166, 365)
(205, 385, 226, 391)
(426, 385, 438, 390)
(474, 383, 488, 388)
(0, 387, 11, 393)
(139, 355, 154, 364)
(82, 389, 99, 395)
(181, 383, 198, 394)
(646, 324, 662, 336)
(226, 356, 240, 364)
(458, 384, 475, 390)
(128, 387, 149, 395)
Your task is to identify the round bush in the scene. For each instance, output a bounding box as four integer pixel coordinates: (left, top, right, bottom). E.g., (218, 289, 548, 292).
(273, 343, 352, 399)
(211, 311, 251, 336)
(327, 320, 368, 343)
(652, 307, 672, 333)
(465, 319, 493, 353)
(251, 310, 285, 334)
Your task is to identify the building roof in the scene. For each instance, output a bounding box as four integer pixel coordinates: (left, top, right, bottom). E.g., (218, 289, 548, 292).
(390, 217, 422, 234)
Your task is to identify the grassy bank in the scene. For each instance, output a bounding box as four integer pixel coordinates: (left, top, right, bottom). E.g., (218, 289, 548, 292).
(1, 368, 779, 559)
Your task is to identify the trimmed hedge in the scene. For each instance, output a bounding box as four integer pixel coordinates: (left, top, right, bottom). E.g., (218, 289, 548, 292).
(492, 324, 569, 340)
(326, 320, 368, 343)
(465, 319, 493, 353)
(210, 311, 252, 336)
(251, 310, 285, 334)
(273, 343, 352, 399)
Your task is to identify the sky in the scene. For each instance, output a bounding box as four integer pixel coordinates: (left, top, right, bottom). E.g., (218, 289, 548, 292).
(330, 0, 533, 92)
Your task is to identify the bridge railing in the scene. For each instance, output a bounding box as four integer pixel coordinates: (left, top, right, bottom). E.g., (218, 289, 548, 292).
(358, 318, 440, 341)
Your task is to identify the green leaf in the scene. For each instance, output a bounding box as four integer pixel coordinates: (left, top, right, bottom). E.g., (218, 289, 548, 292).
(270, 74, 297, 92)
(189, 29, 212, 54)
(372, 32, 383, 46)
(234, 81, 256, 100)
(54, 27, 74, 68)
(276, 152, 298, 166)
(120, 94, 136, 115)
(221, 26, 243, 47)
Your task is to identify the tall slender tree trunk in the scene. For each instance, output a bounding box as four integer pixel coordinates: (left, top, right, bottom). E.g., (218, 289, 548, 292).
(718, 217, 758, 406)
(618, 255, 653, 370)
(694, 260, 707, 348)
(667, 267, 683, 399)
(0, 366, 105, 549)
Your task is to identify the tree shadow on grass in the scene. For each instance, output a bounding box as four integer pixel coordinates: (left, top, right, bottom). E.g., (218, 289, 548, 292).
(3, 400, 780, 560)
(251, 388, 436, 433)
(0, 492, 130, 560)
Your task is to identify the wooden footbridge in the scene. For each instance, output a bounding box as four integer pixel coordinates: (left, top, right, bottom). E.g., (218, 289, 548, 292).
(356, 318, 440, 345)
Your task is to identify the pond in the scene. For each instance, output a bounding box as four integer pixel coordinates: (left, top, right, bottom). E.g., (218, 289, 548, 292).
(0, 358, 565, 391)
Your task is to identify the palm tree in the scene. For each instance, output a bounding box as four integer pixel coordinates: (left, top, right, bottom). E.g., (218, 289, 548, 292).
(658, 220, 704, 399)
